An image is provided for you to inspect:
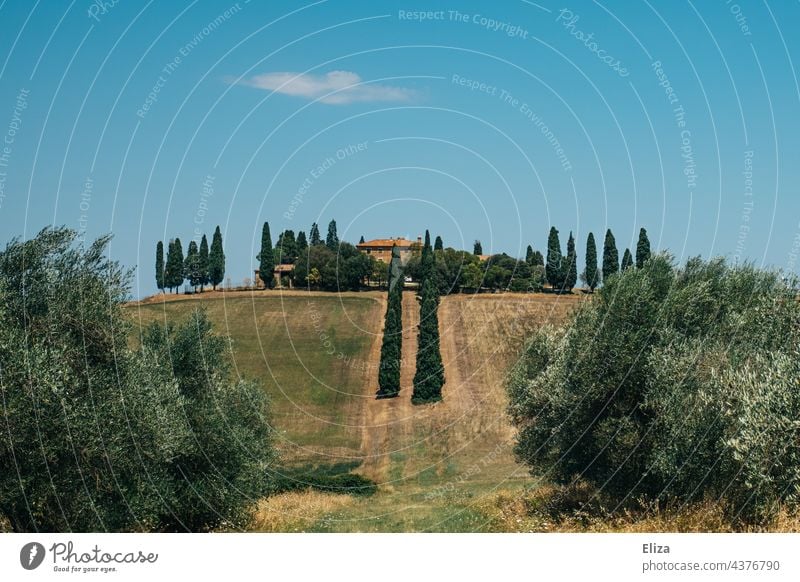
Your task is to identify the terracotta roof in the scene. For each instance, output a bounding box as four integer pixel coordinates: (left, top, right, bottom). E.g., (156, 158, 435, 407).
(357, 238, 419, 249)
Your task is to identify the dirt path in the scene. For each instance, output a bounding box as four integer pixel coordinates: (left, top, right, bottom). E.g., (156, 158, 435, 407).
(358, 291, 420, 484)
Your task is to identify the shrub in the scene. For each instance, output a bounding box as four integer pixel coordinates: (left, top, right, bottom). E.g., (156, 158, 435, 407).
(508, 254, 800, 522)
(0, 227, 275, 532)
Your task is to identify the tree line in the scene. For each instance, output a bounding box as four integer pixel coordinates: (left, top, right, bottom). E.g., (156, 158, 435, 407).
(257, 219, 379, 291)
(156, 226, 225, 293)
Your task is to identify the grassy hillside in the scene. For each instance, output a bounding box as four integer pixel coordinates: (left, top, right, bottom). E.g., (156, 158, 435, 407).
(127, 291, 385, 463)
(127, 289, 582, 532)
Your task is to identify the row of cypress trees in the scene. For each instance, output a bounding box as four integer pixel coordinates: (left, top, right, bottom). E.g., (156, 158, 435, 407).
(155, 226, 225, 293)
(376, 246, 404, 398)
(376, 230, 446, 404)
(545, 227, 651, 292)
(257, 219, 339, 288)
(412, 231, 445, 404)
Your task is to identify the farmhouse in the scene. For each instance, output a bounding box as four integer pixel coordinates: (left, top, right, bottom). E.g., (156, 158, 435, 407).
(253, 264, 295, 289)
(356, 236, 421, 264)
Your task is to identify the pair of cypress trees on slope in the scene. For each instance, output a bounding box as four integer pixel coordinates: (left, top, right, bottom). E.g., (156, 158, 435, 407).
(376, 231, 445, 404)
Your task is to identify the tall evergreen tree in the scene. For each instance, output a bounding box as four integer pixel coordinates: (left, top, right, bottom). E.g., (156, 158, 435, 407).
(359, 235, 365, 244)
(167, 238, 185, 293)
(564, 232, 578, 292)
(434, 235, 444, 251)
(636, 227, 651, 268)
(155, 240, 165, 293)
(420, 230, 435, 286)
(198, 234, 209, 292)
(622, 248, 634, 270)
(584, 232, 598, 292)
(602, 229, 619, 283)
(531, 250, 544, 266)
(526, 245, 534, 264)
(545, 227, 564, 291)
(184, 240, 202, 291)
(258, 222, 274, 289)
(309, 223, 322, 246)
(377, 246, 403, 399)
(296, 230, 308, 255)
(473, 240, 483, 255)
(326, 219, 339, 251)
(277, 230, 298, 264)
(209, 226, 225, 290)
(412, 278, 444, 404)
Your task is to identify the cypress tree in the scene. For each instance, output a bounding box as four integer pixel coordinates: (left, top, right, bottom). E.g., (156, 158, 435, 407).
(258, 222, 274, 289)
(155, 241, 165, 293)
(636, 227, 651, 268)
(185, 240, 202, 291)
(309, 223, 321, 246)
(564, 232, 578, 292)
(296, 231, 308, 254)
(473, 240, 483, 255)
(434, 235, 443, 251)
(584, 232, 598, 292)
(168, 237, 185, 293)
(199, 234, 209, 292)
(359, 235, 365, 244)
(602, 229, 619, 283)
(622, 248, 634, 270)
(377, 246, 403, 399)
(412, 278, 444, 404)
(420, 230, 434, 286)
(531, 250, 544, 266)
(209, 226, 225, 290)
(326, 219, 339, 251)
(545, 227, 563, 291)
(276, 230, 297, 264)
(526, 245, 534, 264)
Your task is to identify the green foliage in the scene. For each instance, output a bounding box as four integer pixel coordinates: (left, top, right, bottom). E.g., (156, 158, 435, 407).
(184, 240, 203, 290)
(584, 232, 598, 291)
(258, 221, 274, 289)
(412, 279, 445, 404)
(434, 235, 444, 251)
(563, 232, 577, 291)
(508, 255, 800, 522)
(621, 248, 633, 270)
(296, 230, 308, 255)
(545, 227, 564, 290)
(377, 248, 403, 398)
(275, 229, 297, 265)
(208, 226, 225, 290)
(141, 310, 275, 531)
(271, 463, 377, 497)
(293, 242, 371, 291)
(602, 228, 619, 283)
(420, 230, 434, 287)
(636, 227, 651, 268)
(326, 219, 339, 251)
(155, 240, 165, 291)
(0, 228, 275, 532)
(309, 223, 321, 246)
(198, 234, 209, 291)
(165, 237, 185, 292)
(473, 240, 483, 255)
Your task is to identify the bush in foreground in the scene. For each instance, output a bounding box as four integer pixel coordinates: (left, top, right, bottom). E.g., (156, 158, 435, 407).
(508, 254, 800, 523)
(0, 227, 274, 531)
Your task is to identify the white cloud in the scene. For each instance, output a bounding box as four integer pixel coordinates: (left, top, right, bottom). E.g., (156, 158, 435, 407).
(238, 70, 415, 105)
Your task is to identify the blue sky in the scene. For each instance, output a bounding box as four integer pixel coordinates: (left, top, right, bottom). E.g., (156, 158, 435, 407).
(1, 0, 798, 297)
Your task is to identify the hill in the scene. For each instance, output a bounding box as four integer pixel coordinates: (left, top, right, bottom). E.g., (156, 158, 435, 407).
(126, 289, 582, 531)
